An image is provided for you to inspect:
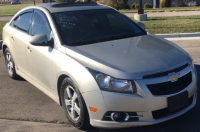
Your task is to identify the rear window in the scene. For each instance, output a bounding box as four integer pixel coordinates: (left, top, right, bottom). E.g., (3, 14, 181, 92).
(52, 9, 146, 46)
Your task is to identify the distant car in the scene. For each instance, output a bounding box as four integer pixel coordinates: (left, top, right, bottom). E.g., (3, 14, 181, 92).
(2, 2, 197, 130)
(11, 0, 21, 4)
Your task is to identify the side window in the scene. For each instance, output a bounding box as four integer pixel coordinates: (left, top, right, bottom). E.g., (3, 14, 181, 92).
(17, 12, 33, 32)
(13, 17, 19, 28)
(31, 12, 51, 41)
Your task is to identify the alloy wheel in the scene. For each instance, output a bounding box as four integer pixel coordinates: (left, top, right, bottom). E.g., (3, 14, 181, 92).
(64, 86, 81, 121)
(6, 52, 14, 76)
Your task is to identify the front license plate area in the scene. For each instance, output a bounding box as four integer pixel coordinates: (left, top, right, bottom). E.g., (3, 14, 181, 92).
(168, 91, 188, 112)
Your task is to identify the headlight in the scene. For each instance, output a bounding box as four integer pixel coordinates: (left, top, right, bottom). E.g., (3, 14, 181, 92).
(95, 73, 137, 93)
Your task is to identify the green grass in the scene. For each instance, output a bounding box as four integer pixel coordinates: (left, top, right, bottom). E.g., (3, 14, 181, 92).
(120, 6, 200, 13)
(0, 21, 8, 40)
(132, 15, 200, 34)
(0, 4, 200, 16)
(0, 4, 44, 16)
(0, 4, 33, 16)
(1, 4, 200, 16)
(0, 16, 200, 40)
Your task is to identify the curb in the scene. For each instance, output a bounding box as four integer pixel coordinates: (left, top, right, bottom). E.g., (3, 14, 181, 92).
(156, 33, 200, 41)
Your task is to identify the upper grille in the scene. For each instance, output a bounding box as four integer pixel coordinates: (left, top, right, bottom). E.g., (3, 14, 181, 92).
(152, 95, 194, 119)
(143, 64, 189, 79)
(147, 72, 192, 95)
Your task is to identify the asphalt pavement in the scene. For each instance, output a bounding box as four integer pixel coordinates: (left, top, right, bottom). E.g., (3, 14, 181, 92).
(0, 39, 200, 132)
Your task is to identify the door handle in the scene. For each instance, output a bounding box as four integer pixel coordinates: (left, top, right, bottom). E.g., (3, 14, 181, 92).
(27, 46, 32, 52)
(11, 36, 15, 41)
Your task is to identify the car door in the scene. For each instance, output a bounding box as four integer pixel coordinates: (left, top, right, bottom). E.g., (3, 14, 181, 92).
(26, 10, 56, 92)
(9, 11, 33, 74)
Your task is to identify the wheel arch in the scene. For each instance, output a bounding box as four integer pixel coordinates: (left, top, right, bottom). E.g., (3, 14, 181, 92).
(2, 44, 8, 54)
(57, 74, 69, 106)
(56, 71, 96, 107)
(2, 44, 16, 64)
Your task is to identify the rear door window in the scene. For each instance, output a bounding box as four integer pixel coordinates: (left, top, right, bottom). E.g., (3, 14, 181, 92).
(17, 12, 33, 33)
(13, 17, 19, 28)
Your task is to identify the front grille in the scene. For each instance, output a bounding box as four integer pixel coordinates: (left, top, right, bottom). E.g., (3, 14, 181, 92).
(152, 95, 194, 119)
(143, 64, 189, 79)
(147, 72, 192, 95)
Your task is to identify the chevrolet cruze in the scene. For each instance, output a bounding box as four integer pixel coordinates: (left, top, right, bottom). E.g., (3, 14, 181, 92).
(2, 2, 197, 129)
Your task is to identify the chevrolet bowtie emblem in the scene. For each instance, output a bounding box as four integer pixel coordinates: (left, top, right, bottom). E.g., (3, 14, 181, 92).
(168, 72, 180, 82)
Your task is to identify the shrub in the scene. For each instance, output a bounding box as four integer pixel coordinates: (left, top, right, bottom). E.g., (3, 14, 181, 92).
(171, 0, 182, 7)
(184, 0, 197, 7)
(159, 0, 166, 8)
(144, 3, 152, 8)
(56, 0, 76, 3)
(135, 3, 139, 9)
(131, 3, 137, 9)
(107, 0, 130, 10)
(96, 0, 105, 4)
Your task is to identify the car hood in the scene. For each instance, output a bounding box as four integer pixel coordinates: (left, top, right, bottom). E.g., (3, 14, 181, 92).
(65, 34, 190, 79)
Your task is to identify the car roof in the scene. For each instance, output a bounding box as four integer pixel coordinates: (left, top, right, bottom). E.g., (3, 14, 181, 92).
(39, 2, 111, 13)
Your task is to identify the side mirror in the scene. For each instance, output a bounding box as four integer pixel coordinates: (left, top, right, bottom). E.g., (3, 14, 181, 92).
(29, 34, 48, 46)
(137, 22, 146, 30)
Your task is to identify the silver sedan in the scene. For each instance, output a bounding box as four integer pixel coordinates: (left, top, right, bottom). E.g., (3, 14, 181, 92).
(2, 2, 197, 129)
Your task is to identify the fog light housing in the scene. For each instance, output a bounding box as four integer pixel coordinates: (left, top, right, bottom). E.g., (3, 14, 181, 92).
(111, 112, 120, 121)
(103, 111, 141, 122)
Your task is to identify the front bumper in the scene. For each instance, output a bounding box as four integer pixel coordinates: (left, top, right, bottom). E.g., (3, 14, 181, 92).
(91, 93, 196, 128)
(82, 64, 197, 129)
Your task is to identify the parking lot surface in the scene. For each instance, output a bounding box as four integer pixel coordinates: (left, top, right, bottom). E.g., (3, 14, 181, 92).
(0, 39, 200, 132)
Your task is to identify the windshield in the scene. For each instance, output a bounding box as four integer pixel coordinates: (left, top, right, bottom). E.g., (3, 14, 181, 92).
(52, 9, 147, 46)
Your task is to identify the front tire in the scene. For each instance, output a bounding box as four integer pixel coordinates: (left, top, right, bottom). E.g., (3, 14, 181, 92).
(60, 77, 90, 129)
(4, 48, 19, 79)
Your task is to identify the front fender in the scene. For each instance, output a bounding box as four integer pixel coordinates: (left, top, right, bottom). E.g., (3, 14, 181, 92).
(54, 49, 100, 94)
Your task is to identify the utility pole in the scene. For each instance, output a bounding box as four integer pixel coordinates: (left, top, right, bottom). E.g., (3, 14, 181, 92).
(138, 0, 144, 14)
(134, 0, 147, 21)
(153, 0, 156, 8)
(33, 0, 35, 5)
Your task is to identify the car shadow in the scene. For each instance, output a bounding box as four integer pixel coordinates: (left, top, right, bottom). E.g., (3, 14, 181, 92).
(17, 76, 26, 81)
(83, 64, 200, 132)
